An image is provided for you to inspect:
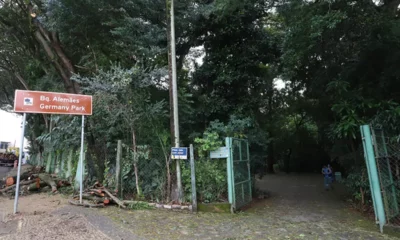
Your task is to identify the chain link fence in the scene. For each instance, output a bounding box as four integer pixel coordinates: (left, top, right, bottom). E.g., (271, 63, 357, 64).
(371, 127, 400, 226)
(117, 143, 172, 203)
(25, 137, 252, 209)
(231, 138, 252, 210)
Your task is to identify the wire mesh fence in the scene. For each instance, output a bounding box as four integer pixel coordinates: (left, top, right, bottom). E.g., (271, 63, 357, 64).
(372, 127, 400, 226)
(118, 143, 172, 203)
(231, 138, 252, 210)
(24, 137, 252, 209)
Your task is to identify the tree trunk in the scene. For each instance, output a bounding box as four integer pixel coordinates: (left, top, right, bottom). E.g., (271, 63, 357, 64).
(54, 151, 60, 175)
(132, 128, 142, 197)
(45, 117, 53, 173)
(285, 148, 292, 174)
(350, 139, 358, 164)
(5, 171, 31, 186)
(115, 140, 122, 192)
(38, 173, 58, 192)
(267, 138, 275, 173)
(30, 12, 79, 94)
(103, 188, 126, 209)
(45, 152, 53, 173)
(66, 149, 73, 181)
(68, 199, 104, 208)
(58, 151, 64, 178)
(27, 179, 47, 191)
(74, 193, 105, 204)
(166, 155, 171, 202)
(1, 179, 36, 194)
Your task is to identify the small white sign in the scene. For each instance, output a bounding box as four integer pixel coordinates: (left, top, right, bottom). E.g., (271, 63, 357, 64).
(210, 147, 229, 159)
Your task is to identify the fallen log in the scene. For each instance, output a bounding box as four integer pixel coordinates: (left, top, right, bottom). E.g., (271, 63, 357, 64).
(89, 189, 105, 197)
(102, 188, 126, 209)
(1, 179, 36, 195)
(122, 200, 150, 206)
(27, 178, 47, 191)
(68, 199, 104, 208)
(5, 172, 32, 186)
(5, 177, 14, 187)
(91, 181, 102, 189)
(57, 180, 71, 188)
(38, 173, 57, 192)
(73, 193, 105, 204)
(6, 164, 33, 178)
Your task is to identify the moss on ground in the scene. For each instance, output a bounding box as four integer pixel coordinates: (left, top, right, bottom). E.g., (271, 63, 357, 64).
(198, 203, 231, 213)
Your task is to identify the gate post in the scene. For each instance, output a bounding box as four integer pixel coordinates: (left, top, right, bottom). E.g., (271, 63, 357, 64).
(225, 137, 235, 212)
(361, 125, 386, 232)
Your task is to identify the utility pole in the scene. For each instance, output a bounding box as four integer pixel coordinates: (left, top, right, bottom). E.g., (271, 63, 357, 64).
(170, 0, 182, 203)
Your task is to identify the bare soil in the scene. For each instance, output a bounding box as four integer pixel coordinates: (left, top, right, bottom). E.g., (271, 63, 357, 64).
(0, 194, 111, 240)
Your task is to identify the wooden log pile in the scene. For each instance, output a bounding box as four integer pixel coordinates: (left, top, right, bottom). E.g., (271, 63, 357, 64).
(69, 182, 127, 208)
(0, 165, 70, 196)
(68, 182, 192, 211)
(0, 153, 18, 161)
(0, 153, 18, 166)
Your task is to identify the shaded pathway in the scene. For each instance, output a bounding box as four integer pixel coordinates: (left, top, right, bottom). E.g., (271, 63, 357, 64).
(94, 173, 393, 240)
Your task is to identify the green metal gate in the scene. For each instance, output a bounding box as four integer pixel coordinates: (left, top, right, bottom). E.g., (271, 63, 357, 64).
(226, 137, 252, 212)
(361, 125, 400, 232)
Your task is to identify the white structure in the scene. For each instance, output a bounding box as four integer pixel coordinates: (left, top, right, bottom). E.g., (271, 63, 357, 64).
(0, 141, 10, 153)
(0, 110, 29, 151)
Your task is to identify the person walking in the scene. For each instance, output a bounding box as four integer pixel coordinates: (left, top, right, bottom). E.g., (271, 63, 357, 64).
(321, 165, 332, 190)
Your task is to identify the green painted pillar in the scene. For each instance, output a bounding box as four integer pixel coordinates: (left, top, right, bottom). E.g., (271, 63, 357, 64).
(361, 127, 378, 223)
(226, 137, 235, 211)
(361, 125, 386, 232)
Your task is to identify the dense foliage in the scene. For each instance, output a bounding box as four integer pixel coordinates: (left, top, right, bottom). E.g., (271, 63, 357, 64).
(1, 0, 399, 203)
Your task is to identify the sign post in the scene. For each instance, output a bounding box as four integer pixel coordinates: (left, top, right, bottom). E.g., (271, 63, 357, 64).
(79, 116, 85, 204)
(13, 90, 92, 213)
(13, 113, 26, 214)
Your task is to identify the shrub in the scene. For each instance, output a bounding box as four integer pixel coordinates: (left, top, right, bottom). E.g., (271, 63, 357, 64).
(181, 159, 227, 203)
(343, 166, 371, 206)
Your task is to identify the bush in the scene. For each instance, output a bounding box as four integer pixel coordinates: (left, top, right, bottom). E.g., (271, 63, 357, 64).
(181, 159, 227, 203)
(343, 166, 371, 205)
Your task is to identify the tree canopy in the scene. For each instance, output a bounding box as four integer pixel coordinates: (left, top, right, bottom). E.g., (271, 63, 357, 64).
(1, 0, 399, 196)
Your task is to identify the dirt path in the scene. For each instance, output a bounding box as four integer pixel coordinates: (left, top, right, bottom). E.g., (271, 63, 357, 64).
(0, 194, 113, 240)
(94, 173, 396, 240)
(0, 173, 397, 239)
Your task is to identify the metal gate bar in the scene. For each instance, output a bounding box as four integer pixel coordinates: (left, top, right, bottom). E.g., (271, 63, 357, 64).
(226, 137, 252, 212)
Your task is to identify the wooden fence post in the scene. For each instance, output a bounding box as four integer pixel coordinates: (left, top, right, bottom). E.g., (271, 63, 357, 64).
(116, 140, 122, 193)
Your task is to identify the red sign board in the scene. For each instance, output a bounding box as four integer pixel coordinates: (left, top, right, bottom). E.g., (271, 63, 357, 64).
(14, 90, 92, 115)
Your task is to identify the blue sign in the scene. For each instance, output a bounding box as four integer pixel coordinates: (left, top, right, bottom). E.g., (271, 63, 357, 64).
(171, 147, 188, 160)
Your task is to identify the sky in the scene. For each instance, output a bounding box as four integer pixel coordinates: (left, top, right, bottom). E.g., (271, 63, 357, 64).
(0, 110, 28, 149)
